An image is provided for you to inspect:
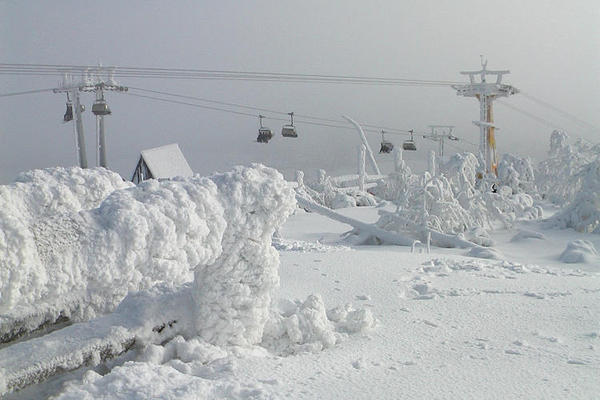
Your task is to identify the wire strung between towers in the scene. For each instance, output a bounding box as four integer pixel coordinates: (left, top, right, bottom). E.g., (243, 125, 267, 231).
(0, 63, 462, 87)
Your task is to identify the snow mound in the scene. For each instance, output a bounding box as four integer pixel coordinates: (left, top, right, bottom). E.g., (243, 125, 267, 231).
(54, 361, 272, 400)
(511, 229, 545, 242)
(559, 240, 598, 264)
(466, 246, 504, 260)
(262, 295, 375, 355)
(0, 164, 295, 336)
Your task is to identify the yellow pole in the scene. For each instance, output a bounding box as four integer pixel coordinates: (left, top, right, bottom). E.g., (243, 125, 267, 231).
(487, 102, 498, 175)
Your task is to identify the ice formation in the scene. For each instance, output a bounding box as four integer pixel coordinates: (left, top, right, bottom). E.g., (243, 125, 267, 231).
(0, 167, 133, 319)
(0, 164, 295, 338)
(191, 165, 296, 346)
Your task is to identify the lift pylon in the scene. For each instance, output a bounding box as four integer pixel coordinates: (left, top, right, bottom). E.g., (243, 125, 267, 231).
(452, 57, 518, 175)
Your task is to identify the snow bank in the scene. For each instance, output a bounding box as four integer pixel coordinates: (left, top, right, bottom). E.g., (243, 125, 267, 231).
(559, 240, 598, 264)
(262, 295, 375, 355)
(0, 164, 295, 336)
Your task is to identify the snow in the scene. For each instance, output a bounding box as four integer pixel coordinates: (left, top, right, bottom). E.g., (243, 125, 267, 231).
(139, 143, 193, 180)
(1, 150, 600, 399)
(0, 164, 294, 341)
(559, 240, 598, 264)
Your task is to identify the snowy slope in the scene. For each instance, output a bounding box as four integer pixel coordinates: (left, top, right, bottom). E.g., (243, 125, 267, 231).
(3, 206, 596, 400)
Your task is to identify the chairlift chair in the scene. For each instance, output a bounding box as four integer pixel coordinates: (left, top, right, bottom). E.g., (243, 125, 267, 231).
(402, 129, 417, 151)
(379, 130, 393, 154)
(281, 112, 297, 138)
(63, 93, 73, 122)
(92, 98, 111, 116)
(257, 115, 273, 143)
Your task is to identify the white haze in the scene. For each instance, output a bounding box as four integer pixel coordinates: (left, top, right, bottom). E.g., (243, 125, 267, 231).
(1, 0, 599, 183)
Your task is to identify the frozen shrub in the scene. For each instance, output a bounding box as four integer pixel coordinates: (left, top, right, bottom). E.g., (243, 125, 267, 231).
(550, 160, 600, 233)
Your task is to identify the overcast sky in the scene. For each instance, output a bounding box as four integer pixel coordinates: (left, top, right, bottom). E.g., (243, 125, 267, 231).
(1, 0, 599, 183)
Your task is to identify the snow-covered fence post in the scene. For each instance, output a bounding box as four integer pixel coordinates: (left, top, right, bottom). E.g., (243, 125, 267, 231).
(428, 150, 436, 177)
(358, 144, 366, 192)
(427, 232, 431, 254)
(318, 169, 327, 185)
(296, 170, 305, 188)
(394, 147, 403, 172)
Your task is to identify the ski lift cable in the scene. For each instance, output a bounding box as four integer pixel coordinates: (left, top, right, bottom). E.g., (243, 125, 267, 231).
(519, 91, 600, 132)
(0, 63, 461, 84)
(124, 92, 425, 137)
(127, 86, 432, 136)
(125, 87, 431, 137)
(0, 88, 56, 97)
(0, 71, 457, 87)
(498, 99, 600, 146)
(496, 99, 564, 130)
(0, 63, 462, 86)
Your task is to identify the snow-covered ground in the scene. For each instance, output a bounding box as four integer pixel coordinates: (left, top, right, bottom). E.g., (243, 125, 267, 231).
(2, 204, 599, 399)
(1, 135, 599, 399)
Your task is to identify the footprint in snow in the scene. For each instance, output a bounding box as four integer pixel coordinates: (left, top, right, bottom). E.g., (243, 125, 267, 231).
(505, 349, 523, 355)
(524, 292, 545, 299)
(355, 294, 371, 301)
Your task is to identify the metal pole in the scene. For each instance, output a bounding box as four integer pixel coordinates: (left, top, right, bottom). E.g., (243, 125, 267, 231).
(99, 115, 107, 168)
(73, 89, 88, 168)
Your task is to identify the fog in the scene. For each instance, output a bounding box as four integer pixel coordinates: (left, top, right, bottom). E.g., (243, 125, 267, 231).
(1, 0, 599, 183)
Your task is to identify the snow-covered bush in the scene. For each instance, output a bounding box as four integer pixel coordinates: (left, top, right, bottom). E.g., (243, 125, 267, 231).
(370, 158, 417, 202)
(497, 153, 536, 195)
(549, 160, 600, 233)
(296, 169, 376, 209)
(374, 152, 542, 244)
(536, 130, 598, 205)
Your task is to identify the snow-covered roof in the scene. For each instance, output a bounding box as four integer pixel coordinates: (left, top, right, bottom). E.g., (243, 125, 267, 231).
(140, 143, 193, 179)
